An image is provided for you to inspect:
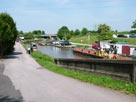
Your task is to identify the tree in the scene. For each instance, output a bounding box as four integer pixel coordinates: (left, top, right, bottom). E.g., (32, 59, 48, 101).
(32, 30, 45, 34)
(131, 20, 136, 33)
(41, 30, 45, 34)
(81, 27, 88, 35)
(70, 30, 74, 36)
(131, 20, 136, 29)
(24, 33, 34, 39)
(90, 30, 98, 35)
(18, 30, 24, 34)
(130, 30, 136, 33)
(97, 24, 112, 40)
(74, 29, 80, 36)
(0, 13, 18, 57)
(57, 26, 71, 40)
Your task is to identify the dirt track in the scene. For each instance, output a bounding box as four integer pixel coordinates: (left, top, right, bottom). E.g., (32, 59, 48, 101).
(2, 42, 136, 102)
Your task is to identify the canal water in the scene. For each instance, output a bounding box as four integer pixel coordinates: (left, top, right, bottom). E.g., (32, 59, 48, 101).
(37, 45, 85, 59)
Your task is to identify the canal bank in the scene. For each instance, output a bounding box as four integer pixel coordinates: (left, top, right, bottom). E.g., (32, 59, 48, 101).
(31, 43, 136, 83)
(3, 42, 136, 102)
(22, 42, 136, 96)
(31, 51, 136, 96)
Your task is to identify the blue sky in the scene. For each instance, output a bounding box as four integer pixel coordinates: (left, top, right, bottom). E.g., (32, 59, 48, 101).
(0, 0, 136, 33)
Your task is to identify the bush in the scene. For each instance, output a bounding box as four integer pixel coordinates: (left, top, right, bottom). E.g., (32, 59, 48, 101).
(0, 13, 17, 57)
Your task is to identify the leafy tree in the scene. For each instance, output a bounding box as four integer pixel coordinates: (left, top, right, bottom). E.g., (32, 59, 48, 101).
(130, 30, 136, 33)
(70, 30, 74, 36)
(32, 30, 45, 34)
(74, 29, 80, 36)
(90, 30, 97, 33)
(115, 30, 118, 34)
(131, 20, 136, 29)
(41, 30, 45, 34)
(81, 27, 88, 35)
(0, 13, 18, 57)
(32, 30, 40, 34)
(57, 26, 71, 40)
(23, 33, 34, 39)
(18, 30, 24, 36)
(32, 30, 38, 34)
(18, 30, 24, 34)
(90, 30, 98, 35)
(97, 24, 112, 40)
(131, 20, 136, 33)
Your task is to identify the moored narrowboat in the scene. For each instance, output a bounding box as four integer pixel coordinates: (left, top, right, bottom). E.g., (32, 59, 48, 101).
(73, 47, 132, 60)
(73, 47, 103, 58)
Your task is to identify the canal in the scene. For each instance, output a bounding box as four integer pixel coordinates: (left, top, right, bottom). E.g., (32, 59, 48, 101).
(37, 45, 86, 59)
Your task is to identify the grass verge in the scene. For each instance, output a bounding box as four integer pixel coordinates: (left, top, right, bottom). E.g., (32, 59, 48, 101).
(70, 35, 97, 44)
(31, 51, 136, 96)
(70, 35, 136, 44)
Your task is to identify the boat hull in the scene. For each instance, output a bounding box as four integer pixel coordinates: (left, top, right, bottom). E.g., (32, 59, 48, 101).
(73, 48, 103, 59)
(73, 48, 132, 60)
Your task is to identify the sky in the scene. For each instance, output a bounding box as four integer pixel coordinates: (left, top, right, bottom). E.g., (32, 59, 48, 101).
(0, 0, 136, 34)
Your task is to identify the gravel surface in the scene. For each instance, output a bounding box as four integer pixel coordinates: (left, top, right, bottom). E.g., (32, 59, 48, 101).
(2, 42, 136, 102)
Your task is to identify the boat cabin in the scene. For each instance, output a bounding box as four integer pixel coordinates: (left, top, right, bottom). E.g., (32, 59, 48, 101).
(99, 40, 136, 56)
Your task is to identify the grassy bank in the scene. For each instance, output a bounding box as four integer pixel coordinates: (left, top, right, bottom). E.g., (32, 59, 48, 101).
(70, 35, 97, 44)
(114, 38, 136, 44)
(70, 35, 136, 44)
(31, 51, 136, 96)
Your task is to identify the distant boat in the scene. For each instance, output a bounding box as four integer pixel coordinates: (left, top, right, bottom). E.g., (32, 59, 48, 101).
(38, 41, 46, 46)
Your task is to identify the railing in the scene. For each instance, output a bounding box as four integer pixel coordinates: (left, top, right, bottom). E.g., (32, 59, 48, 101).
(54, 58, 136, 82)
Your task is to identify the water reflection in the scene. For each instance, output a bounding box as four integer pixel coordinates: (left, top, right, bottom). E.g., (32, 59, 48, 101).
(37, 45, 74, 58)
(37, 45, 85, 59)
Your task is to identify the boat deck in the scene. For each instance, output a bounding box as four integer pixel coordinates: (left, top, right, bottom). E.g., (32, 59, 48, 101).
(73, 48, 133, 60)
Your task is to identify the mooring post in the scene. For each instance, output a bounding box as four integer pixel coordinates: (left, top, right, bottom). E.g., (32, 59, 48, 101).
(132, 64, 136, 82)
(91, 64, 95, 72)
(134, 64, 136, 82)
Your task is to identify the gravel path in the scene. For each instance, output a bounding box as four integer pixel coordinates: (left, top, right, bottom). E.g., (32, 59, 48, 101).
(2, 42, 136, 102)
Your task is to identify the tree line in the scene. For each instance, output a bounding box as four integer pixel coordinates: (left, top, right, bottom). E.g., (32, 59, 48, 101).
(19, 20, 136, 41)
(18, 30, 45, 39)
(57, 26, 89, 40)
(57, 21, 136, 41)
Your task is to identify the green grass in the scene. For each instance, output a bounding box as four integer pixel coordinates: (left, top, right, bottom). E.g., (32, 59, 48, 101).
(21, 42, 27, 48)
(70, 35, 98, 44)
(70, 35, 136, 45)
(31, 51, 136, 96)
(114, 38, 136, 44)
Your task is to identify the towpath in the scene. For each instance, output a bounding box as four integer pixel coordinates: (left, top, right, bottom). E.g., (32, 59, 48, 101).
(1, 42, 136, 102)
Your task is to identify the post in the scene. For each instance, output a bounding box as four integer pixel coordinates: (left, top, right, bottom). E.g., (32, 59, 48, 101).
(132, 64, 136, 82)
(87, 32, 91, 44)
(134, 64, 136, 82)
